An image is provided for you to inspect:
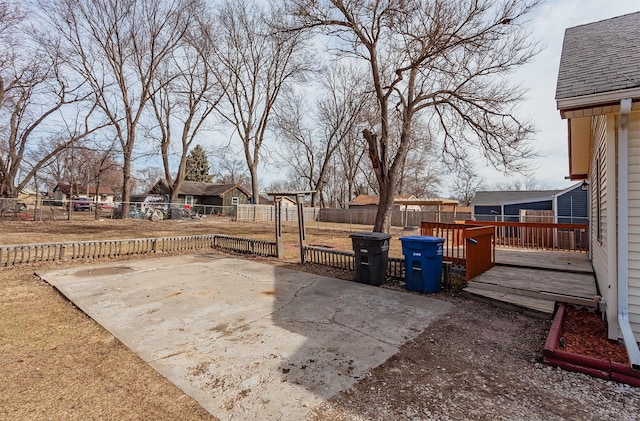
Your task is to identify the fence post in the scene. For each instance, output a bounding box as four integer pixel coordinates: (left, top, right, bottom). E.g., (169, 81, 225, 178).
(59, 244, 65, 261)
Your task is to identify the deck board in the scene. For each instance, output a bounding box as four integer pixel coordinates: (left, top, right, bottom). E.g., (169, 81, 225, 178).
(464, 248, 599, 313)
(495, 248, 593, 273)
(463, 286, 555, 316)
(471, 266, 597, 300)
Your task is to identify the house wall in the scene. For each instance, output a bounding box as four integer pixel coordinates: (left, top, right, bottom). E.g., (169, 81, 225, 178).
(185, 194, 222, 207)
(473, 201, 553, 222)
(503, 201, 552, 222)
(221, 187, 250, 207)
(556, 185, 588, 224)
(626, 110, 640, 341)
(590, 114, 618, 339)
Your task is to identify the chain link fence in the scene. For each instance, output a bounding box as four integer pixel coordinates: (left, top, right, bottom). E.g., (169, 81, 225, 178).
(0, 198, 236, 222)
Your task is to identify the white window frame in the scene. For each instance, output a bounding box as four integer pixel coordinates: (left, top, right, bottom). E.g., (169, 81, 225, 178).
(185, 195, 194, 206)
(231, 196, 239, 205)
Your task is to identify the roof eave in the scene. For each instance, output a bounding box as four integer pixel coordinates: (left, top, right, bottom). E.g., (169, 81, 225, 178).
(557, 86, 640, 118)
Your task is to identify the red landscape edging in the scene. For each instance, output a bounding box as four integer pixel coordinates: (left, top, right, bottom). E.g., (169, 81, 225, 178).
(543, 304, 640, 387)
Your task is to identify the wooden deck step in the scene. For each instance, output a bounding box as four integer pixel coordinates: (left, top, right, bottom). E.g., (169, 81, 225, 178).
(470, 266, 598, 308)
(468, 279, 598, 308)
(463, 286, 555, 319)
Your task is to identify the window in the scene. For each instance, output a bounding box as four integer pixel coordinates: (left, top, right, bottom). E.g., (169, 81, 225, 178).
(185, 195, 194, 206)
(231, 196, 239, 205)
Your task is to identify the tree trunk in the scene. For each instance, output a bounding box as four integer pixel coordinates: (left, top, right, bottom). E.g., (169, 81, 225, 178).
(121, 153, 132, 219)
(249, 165, 259, 205)
(374, 178, 394, 233)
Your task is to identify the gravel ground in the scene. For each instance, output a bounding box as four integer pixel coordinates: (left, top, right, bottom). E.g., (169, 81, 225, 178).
(284, 263, 640, 421)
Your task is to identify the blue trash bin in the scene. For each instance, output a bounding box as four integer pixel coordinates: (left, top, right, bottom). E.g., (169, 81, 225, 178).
(400, 236, 445, 293)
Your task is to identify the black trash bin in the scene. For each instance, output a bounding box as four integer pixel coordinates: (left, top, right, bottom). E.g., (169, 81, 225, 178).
(350, 232, 392, 286)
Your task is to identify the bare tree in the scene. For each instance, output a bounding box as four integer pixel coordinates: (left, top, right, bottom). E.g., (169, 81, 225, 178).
(38, 142, 119, 191)
(335, 127, 368, 207)
(394, 120, 443, 198)
(207, 0, 310, 204)
(148, 16, 221, 201)
(0, 2, 104, 198)
(275, 64, 370, 207)
(285, 0, 540, 232)
(397, 148, 443, 198)
(450, 167, 485, 206)
(212, 151, 251, 189)
(41, 0, 197, 216)
(493, 176, 549, 191)
(133, 166, 165, 195)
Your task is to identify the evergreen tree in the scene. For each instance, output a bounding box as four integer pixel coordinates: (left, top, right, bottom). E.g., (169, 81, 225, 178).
(185, 145, 213, 182)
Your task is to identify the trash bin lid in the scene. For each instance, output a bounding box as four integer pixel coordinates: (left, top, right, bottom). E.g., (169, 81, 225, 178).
(399, 236, 445, 243)
(350, 232, 392, 240)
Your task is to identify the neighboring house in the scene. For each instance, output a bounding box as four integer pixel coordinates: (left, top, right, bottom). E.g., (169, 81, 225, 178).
(53, 184, 115, 204)
(471, 183, 588, 224)
(259, 195, 297, 207)
(17, 189, 39, 208)
(556, 12, 640, 367)
(149, 180, 251, 208)
(348, 194, 422, 211)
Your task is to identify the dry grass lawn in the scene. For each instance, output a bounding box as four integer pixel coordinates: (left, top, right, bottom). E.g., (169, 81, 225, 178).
(0, 218, 411, 420)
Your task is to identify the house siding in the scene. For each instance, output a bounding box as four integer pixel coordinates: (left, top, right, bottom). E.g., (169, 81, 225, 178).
(626, 110, 640, 340)
(473, 205, 502, 221)
(590, 115, 617, 338)
(503, 200, 552, 222)
(221, 187, 250, 207)
(556, 185, 588, 224)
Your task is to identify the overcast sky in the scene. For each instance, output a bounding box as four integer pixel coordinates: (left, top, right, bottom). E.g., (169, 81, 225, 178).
(475, 0, 639, 191)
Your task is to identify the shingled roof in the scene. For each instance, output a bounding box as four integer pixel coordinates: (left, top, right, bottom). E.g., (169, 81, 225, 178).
(150, 180, 250, 198)
(471, 190, 561, 206)
(556, 12, 640, 101)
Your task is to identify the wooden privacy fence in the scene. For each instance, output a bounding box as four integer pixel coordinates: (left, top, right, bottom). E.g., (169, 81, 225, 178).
(463, 220, 589, 252)
(236, 204, 320, 223)
(0, 234, 277, 267)
(318, 208, 471, 226)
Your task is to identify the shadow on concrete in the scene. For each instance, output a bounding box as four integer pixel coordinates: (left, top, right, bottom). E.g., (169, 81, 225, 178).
(37, 253, 450, 420)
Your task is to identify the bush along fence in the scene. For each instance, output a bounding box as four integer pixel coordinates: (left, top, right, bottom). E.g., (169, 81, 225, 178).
(0, 234, 277, 267)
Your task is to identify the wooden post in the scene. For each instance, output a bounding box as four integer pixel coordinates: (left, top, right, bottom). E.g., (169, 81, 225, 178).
(274, 197, 283, 259)
(296, 193, 307, 263)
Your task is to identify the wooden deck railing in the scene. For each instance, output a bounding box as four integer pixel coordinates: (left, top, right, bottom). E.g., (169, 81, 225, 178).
(464, 226, 496, 281)
(420, 222, 466, 264)
(421, 221, 496, 281)
(463, 220, 589, 252)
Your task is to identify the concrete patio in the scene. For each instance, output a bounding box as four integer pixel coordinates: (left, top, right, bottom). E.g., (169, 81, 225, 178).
(38, 254, 450, 420)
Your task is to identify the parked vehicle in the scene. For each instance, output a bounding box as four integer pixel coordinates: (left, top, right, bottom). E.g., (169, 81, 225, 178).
(70, 196, 95, 211)
(141, 195, 170, 219)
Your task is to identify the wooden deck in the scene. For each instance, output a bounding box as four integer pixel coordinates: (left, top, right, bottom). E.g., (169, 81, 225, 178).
(495, 248, 593, 274)
(464, 248, 598, 318)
